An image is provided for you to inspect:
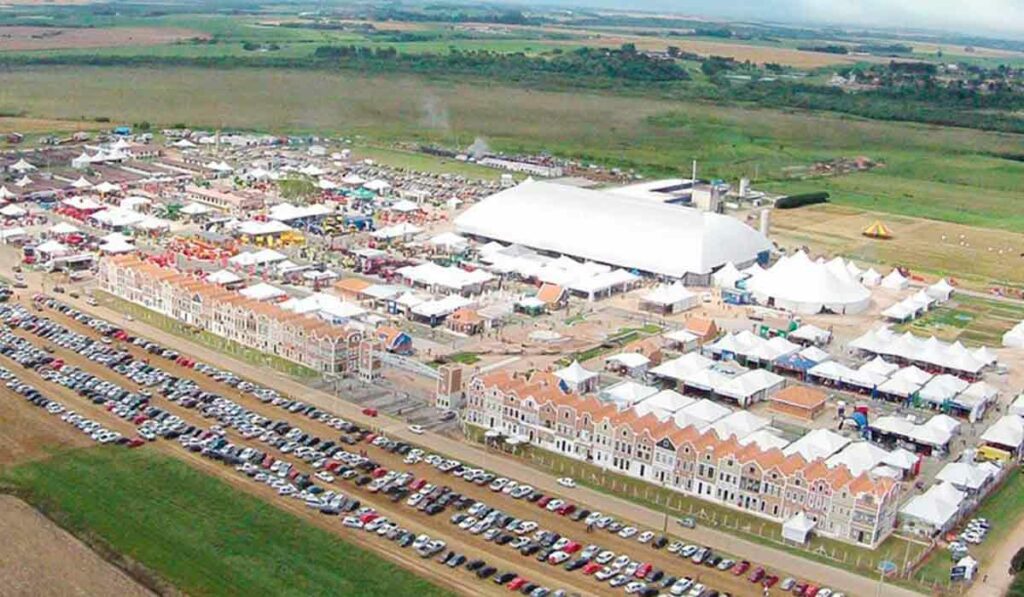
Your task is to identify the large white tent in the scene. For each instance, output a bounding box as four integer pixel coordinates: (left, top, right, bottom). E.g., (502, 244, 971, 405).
(850, 328, 989, 376)
(455, 179, 770, 281)
(746, 251, 871, 314)
(900, 482, 965, 535)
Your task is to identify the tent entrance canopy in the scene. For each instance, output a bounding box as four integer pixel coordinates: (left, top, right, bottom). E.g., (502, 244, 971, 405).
(782, 511, 816, 543)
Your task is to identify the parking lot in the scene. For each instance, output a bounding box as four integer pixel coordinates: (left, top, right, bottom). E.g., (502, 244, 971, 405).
(0, 296, 855, 597)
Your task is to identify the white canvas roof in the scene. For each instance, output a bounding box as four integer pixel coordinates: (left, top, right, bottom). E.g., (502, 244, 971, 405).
(677, 398, 730, 425)
(372, 222, 422, 240)
(206, 269, 243, 285)
(642, 282, 696, 307)
(859, 356, 899, 377)
(881, 269, 908, 289)
(0, 204, 27, 217)
(455, 179, 770, 278)
(1004, 321, 1024, 348)
(783, 428, 850, 461)
(927, 278, 955, 301)
(747, 251, 871, 314)
(789, 324, 831, 344)
(237, 220, 293, 236)
(737, 428, 791, 451)
(239, 283, 287, 301)
(826, 441, 892, 476)
(981, 415, 1024, 449)
(601, 380, 659, 408)
(410, 295, 471, 318)
(712, 262, 744, 288)
(649, 353, 713, 382)
(918, 374, 970, 404)
(663, 329, 700, 345)
(398, 262, 493, 291)
(429, 232, 468, 250)
(850, 328, 988, 375)
(900, 482, 965, 529)
(936, 461, 996, 491)
(51, 222, 80, 236)
(554, 361, 598, 386)
(606, 352, 650, 369)
(716, 369, 784, 404)
(181, 202, 211, 215)
(280, 292, 365, 320)
(636, 389, 695, 415)
(709, 410, 769, 441)
(782, 511, 816, 544)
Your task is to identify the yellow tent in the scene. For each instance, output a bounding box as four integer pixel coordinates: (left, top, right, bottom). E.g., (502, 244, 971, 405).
(862, 220, 892, 239)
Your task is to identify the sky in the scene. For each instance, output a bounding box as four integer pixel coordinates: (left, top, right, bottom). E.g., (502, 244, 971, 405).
(538, 0, 1024, 38)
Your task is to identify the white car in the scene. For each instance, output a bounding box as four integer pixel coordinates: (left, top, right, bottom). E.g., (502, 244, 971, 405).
(596, 567, 616, 581)
(342, 516, 363, 529)
(636, 531, 655, 544)
(408, 425, 425, 435)
(557, 477, 576, 488)
(547, 551, 570, 565)
(595, 550, 615, 564)
(625, 582, 647, 594)
(618, 526, 638, 539)
(545, 499, 565, 512)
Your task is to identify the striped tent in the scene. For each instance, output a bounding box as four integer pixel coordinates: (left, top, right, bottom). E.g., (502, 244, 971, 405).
(862, 220, 893, 239)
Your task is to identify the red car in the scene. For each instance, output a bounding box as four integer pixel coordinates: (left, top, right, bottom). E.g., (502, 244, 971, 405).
(803, 586, 820, 597)
(362, 407, 379, 417)
(507, 578, 527, 591)
(371, 467, 388, 479)
(749, 567, 765, 583)
(582, 563, 602, 575)
(557, 503, 576, 516)
(733, 561, 751, 576)
(763, 574, 779, 588)
(359, 512, 379, 524)
(563, 542, 581, 554)
(635, 563, 652, 579)
(127, 437, 145, 448)
(409, 478, 427, 491)
(537, 496, 553, 508)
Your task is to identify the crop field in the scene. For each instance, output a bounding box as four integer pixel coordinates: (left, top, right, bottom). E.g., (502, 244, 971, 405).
(0, 26, 205, 51)
(771, 204, 1024, 290)
(0, 495, 153, 597)
(897, 294, 1024, 346)
(4, 447, 453, 597)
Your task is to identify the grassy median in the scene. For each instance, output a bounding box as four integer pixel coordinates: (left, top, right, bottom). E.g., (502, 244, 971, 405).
(2, 447, 451, 597)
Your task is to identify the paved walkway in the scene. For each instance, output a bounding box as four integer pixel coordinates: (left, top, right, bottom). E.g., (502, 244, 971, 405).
(11, 265, 922, 596)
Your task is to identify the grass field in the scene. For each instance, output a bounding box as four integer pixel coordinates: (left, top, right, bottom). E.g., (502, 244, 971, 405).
(913, 469, 1024, 588)
(2, 447, 451, 597)
(1, 65, 1021, 223)
(898, 294, 1024, 345)
(770, 204, 1024, 291)
(95, 291, 319, 379)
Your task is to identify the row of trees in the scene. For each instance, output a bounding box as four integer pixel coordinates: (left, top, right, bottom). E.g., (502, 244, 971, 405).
(311, 45, 692, 82)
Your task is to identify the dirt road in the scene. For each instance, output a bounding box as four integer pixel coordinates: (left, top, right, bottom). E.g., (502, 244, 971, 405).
(0, 495, 155, 597)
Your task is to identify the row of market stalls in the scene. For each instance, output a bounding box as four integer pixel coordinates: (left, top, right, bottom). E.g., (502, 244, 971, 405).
(850, 328, 996, 380)
(475, 242, 641, 301)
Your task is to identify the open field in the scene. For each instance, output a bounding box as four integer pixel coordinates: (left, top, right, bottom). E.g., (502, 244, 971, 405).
(0, 65, 1021, 182)
(0, 116, 99, 133)
(770, 204, 1024, 290)
(0, 26, 204, 51)
(0, 495, 153, 597)
(898, 294, 1024, 346)
(4, 447, 453, 597)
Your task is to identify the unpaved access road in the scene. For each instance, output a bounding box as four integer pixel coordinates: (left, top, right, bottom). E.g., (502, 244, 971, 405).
(0, 495, 155, 597)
